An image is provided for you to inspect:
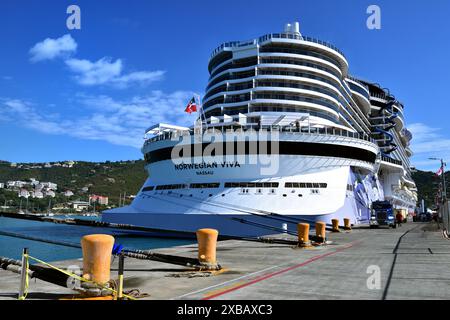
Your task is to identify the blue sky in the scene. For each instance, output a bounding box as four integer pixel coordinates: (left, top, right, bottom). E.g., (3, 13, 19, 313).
(0, 0, 449, 170)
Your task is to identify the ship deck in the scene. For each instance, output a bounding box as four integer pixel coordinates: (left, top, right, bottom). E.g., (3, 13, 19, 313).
(1, 222, 449, 300)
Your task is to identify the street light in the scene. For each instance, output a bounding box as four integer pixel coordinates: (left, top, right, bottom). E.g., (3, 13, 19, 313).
(429, 157, 447, 202)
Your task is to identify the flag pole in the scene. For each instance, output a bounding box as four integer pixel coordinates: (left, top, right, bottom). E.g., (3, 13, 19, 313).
(195, 93, 207, 131)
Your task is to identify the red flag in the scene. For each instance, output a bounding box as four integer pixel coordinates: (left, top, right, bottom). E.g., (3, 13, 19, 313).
(185, 97, 198, 114)
(436, 167, 443, 176)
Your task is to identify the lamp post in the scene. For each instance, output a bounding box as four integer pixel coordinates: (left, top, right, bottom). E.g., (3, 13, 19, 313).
(429, 157, 447, 203)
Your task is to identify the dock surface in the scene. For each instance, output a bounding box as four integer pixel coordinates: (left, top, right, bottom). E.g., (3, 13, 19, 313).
(1, 222, 450, 300)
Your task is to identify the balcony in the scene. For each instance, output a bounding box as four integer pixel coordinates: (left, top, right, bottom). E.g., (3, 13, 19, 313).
(210, 33, 346, 60)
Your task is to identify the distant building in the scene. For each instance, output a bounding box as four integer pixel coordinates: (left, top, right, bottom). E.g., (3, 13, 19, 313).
(29, 178, 39, 186)
(8, 180, 27, 188)
(18, 189, 30, 198)
(33, 191, 44, 199)
(10, 163, 17, 167)
(0, 183, 4, 189)
(41, 182, 57, 190)
(44, 163, 52, 168)
(80, 187, 89, 193)
(71, 201, 90, 212)
(89, 195, 109, 205)
(63, 190, 74, 197)
(45, 190, 56, 198)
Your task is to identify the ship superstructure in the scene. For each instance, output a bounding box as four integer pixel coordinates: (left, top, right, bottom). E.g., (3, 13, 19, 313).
(103, 22, 417, 237)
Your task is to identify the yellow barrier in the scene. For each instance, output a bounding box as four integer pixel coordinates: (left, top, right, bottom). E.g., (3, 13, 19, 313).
(81, 234, 114, 285)
(315, 221, 326, 241)
(331, 219, 340, 232)
(344, 218, 351, 230)
(297, 223, 311, 247)
(196, 229, 219, 268)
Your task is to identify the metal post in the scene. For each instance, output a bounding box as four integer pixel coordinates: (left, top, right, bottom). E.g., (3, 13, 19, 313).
(18, 248, 28, 300)
(117, 254, 124, 300)
(442, 159, 447, 203)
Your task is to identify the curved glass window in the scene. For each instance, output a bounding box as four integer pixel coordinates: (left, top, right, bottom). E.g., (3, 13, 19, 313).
(207, 69, 256, 89)
(208, 51, 232, 73)
(260, 57, 341, 78)
(348, 81, 370, 100)
(260, 44, 342, 69)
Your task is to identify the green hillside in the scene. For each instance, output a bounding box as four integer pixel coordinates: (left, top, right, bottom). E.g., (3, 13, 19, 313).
(0, 160, 148, 210)
(412, 170, 448, 207)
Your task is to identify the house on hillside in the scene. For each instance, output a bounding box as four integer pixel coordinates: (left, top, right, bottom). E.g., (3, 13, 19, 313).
(89, 195, 109, 205)
(63, 190, 74, 197)
(71, 201, 89, 212)
(45, 190, 56, 198)
(18, 189, 30, 198)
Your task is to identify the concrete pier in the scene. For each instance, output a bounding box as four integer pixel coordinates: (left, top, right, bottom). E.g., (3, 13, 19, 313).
(1, 222, 449, 300)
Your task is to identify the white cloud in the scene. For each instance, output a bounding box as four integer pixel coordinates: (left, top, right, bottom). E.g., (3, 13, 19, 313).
(0, 92, 194, 148)
(29, 34, 164, 88)
(409, 122, 450, 170)
(29, 34, 77, 62)
(65, 58, 122, 85)
(65, 57, 165, 87)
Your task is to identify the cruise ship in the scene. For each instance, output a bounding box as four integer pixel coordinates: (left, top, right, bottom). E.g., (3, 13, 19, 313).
(103, 22, 417, 237)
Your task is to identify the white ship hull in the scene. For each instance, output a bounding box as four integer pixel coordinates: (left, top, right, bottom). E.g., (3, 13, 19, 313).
(103, 131, 384, 237)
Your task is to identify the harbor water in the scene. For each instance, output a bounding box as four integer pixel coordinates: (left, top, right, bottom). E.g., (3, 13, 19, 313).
(0, 215, 194, 261)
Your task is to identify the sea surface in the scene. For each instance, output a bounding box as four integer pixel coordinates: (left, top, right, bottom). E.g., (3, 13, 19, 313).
(0, 215, 194, 261)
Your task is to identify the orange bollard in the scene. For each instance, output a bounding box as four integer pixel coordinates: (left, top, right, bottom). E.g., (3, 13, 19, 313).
(297, 223, 311, 247)
(196, 228, 219, 269)
(344, 218, 352, 231)
(315, 221, 326, 242)
(81, 234, 115, 285)
(331, 219, 340, 232)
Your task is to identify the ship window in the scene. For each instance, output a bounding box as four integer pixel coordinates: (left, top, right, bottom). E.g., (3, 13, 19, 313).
(155, 184, 187, 190)
(226, 182, 279, 188)
(285, 182, 327, 188)
(142, 186, 154, 192)
(190, 183, 220, 189)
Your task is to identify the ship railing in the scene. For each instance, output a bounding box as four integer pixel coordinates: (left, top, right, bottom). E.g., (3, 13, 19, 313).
(143, 125, 377, 147)
(210, 33, 346, 59)
(380, 155, 403, 166)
